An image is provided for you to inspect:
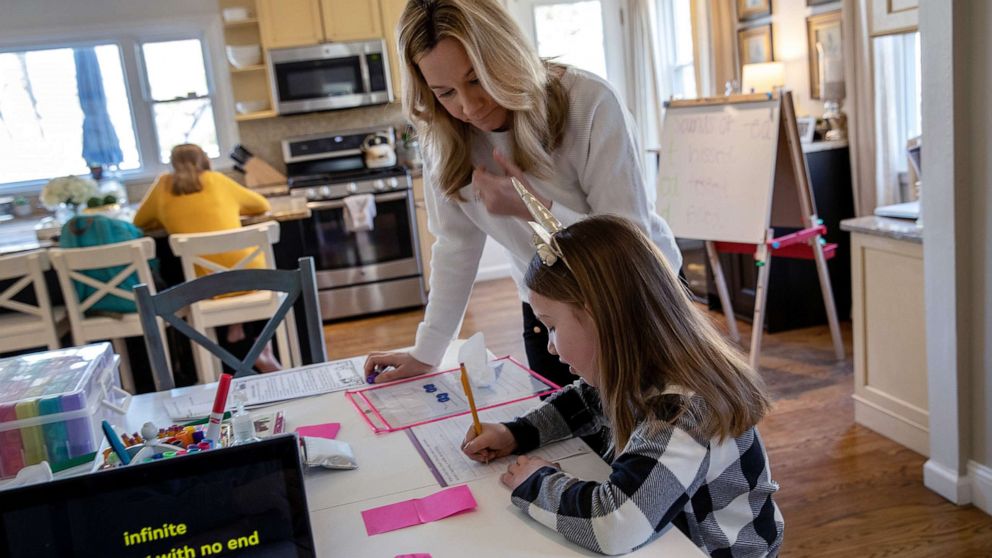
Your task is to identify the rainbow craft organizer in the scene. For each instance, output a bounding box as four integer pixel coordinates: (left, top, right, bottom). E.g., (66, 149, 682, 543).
(0, 343, 130, 478)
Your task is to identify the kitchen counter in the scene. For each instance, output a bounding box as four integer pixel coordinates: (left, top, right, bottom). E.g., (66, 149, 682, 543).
(841, 215, 922, 243)
(0, 196, 310, 257)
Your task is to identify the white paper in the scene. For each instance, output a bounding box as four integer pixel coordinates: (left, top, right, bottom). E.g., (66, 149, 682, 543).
(408, 399, 591, 486)
(164, 357, 365, 420)
(458, 331, 493, 387)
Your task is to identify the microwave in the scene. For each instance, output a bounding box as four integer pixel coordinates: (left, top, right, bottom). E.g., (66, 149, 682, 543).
(268, 39, 392, 115)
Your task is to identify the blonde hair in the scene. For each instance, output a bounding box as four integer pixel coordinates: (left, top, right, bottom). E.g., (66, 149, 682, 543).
(169, 144, 211, 195)
(524, 216, 771, 451)
(397, 0, 568, 198)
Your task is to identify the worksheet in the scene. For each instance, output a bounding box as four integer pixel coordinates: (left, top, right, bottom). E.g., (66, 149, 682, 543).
(407, 399, 591, 486)
(164, 357, 365, 420)
(347, 357, 557, 432)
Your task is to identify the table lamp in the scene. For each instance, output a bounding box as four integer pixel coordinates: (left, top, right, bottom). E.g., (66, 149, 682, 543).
(741, 62, 785, 94)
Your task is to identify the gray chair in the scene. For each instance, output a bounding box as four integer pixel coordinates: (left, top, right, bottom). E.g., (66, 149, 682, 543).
(134, 257, 326, 391)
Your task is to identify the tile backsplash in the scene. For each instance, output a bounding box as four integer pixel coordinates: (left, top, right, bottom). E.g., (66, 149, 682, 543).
(237, 102, 407, 174)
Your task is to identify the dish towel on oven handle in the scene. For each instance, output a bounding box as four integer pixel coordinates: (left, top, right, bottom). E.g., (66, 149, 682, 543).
(343, 194, 377, 233)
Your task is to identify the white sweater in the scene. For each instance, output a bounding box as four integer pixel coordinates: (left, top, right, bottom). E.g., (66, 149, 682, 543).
(412, 67, 682, 366)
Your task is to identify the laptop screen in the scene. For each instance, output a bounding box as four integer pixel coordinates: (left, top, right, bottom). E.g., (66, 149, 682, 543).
(0, 435, 315, 558)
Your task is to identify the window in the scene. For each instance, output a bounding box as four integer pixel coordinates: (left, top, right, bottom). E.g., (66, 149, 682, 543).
(507, 0, 627, 97)
(533, 1, 608, 79)
(0, 33, 225, 191)
(873, 31, 921, 204)
(142, 39, 220, 164)
(657, 0, 697, 99)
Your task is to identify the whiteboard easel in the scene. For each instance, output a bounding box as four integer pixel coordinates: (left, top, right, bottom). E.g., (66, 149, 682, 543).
(658, 91, 844, 368)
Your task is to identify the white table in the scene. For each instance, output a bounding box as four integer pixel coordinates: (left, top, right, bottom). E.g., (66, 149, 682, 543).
(123, 350, 704, 558)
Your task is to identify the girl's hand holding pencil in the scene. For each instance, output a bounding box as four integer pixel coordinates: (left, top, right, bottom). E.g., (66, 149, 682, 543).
(461, 422, 517, 464)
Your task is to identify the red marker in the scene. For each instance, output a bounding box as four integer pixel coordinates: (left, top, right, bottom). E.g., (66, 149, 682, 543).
(204, 373, 233, 444)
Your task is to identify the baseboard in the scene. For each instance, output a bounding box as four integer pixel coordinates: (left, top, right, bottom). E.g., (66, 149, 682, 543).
(475, 263, 512, 283)
(969, 460, 992, 515)
(923, 459, 972, 505)
(853, 396, 929, 456)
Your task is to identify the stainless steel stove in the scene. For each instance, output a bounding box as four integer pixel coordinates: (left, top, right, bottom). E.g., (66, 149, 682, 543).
(284, 127, 425, 320)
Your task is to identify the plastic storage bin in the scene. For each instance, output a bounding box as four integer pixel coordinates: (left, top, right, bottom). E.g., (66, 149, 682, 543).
(0, 343, 130, 479)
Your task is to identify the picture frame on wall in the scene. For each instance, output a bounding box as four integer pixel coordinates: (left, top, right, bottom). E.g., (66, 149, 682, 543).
(796, 116, 817, 143)
(737, 0, 771, 21)
(807, 10, 843, 99)
(738, 24, 774, 66)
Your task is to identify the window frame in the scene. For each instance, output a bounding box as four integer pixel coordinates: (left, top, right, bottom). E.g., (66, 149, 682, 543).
(0, 16, 237, 195)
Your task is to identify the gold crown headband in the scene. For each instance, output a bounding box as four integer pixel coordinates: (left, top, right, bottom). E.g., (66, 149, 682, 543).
(511, 177, 567, 268)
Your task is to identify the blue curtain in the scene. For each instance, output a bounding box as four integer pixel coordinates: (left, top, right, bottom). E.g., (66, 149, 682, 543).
(74, 47, 123, 168)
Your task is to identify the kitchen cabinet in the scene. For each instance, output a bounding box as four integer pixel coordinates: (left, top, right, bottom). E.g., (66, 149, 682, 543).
(705, 142, 855, 332)
(379, 0, 408, 101)
(412, 176, 434, 292)
(258, 0, 382, 49)
(257, 0, 324, 49)
(221, 0, 276, 121)
(321, 0, 382, 41)
(842, 217, 927, 455)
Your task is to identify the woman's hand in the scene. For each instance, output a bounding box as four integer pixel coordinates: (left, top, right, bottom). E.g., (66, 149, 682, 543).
(473, 149, 550, 220)
(363, 352, 432, 383)
(500, 455, 556, 491)
(461, 422, 517, 463)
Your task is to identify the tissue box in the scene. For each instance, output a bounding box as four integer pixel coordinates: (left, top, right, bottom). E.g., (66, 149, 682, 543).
(0, 343, 130, 479)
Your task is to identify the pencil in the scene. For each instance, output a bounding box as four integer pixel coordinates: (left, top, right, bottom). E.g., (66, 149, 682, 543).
(460, 363, 482, 436)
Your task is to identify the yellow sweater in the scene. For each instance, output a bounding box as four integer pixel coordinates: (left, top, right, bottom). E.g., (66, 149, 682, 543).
(133, 171, 272, 275)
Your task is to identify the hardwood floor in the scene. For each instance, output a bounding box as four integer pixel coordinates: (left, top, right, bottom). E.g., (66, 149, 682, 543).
(324, 278, 992, 557)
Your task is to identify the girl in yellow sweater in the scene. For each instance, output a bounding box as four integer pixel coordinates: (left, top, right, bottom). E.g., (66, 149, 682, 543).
(134, 144, 279, 372)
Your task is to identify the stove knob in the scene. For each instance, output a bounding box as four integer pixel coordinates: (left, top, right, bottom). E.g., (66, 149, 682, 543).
(348, 182, 358, 193)
(319, 186, 332, 199)
(306, 188, 318, 200)
(387, 177, 400, 189)
(373, 179, 386, 191)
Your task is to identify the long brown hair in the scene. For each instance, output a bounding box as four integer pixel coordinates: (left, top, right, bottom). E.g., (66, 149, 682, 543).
(525, 216, 770, 451)
(397, 0, 569, 198)
(169, 144, 211, 195)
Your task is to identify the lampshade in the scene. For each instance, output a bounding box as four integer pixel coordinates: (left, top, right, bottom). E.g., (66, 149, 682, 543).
(741, 62, 785, 93)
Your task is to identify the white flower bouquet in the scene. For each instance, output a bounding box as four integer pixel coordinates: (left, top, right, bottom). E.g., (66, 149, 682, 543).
(40, 175, 98, 210)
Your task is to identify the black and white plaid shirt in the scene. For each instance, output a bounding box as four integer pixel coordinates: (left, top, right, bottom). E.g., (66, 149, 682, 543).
(504, 381, 784, 556)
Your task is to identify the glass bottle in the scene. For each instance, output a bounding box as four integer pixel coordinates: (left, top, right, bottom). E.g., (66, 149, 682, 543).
(230, 384, 260, 446)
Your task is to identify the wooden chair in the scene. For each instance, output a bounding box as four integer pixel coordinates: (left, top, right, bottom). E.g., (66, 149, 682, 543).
(167, 221, 301, 384)
(0, 250, 68, 354)
(48, 237, 167, 393)
(135, 257, 327, 391)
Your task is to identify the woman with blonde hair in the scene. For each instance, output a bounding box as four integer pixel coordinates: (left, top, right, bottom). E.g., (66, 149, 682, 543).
(463, 213, 783, 556)
(364, 0, 681, 388)
(134, 143, 280, 372)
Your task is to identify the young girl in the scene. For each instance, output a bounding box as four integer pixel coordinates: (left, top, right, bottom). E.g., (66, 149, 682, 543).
(134, 143, 280, 373)
(363, 0, 680, 388)
(462, 213, 783, 556)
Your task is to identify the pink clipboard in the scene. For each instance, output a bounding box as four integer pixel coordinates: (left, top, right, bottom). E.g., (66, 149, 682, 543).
(345, 355, 559, 433)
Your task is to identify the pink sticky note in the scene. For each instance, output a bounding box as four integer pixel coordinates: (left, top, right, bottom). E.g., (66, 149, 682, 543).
(415, 485, 477, 522)
(295, 422, 341, 439)
(362, 485, 477, 536)
(395, 555, 432, 558)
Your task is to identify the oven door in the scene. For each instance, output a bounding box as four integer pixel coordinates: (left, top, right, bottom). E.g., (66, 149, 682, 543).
(303, 190, 421, 289)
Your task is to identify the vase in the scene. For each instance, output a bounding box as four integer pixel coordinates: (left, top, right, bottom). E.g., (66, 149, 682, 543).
(54, 202, 81, 224)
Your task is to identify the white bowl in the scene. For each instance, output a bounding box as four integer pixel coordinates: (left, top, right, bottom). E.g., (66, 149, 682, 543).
(235, 100, 268, 114)
(222, 7, 250, 22)
(226, 45, 262, 69)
